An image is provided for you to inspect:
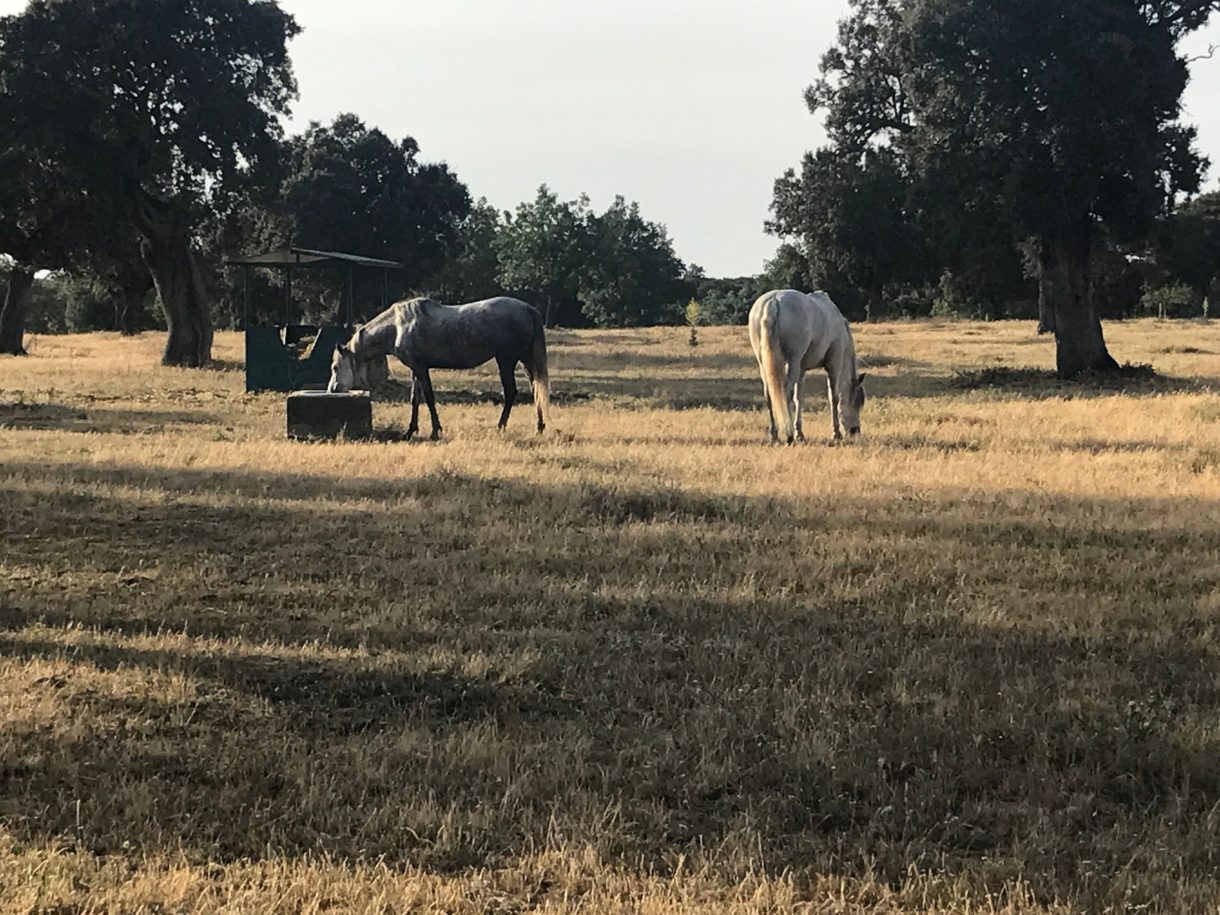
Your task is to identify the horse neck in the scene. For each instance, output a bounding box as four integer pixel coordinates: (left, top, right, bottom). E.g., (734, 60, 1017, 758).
(827, 326, 858, 394)
(353, 308, 398, 357)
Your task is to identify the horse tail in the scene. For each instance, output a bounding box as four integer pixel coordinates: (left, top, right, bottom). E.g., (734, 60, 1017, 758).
(527, 307, 551, 433)
(758, 295, 793, 443)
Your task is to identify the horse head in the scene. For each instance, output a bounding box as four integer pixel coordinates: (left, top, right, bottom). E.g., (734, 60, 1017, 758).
(327, 343, 357, 392)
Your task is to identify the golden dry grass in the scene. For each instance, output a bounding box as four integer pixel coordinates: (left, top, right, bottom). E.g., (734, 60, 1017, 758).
(1, 319, 1219, 914)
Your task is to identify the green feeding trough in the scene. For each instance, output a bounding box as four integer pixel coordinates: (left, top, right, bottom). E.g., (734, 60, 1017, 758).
(226, 247, 402, 393)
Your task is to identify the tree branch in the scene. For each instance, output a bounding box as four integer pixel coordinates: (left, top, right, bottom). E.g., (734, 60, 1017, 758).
(1186, 42, 1218, 63)
(1148, 0, 1220, 34)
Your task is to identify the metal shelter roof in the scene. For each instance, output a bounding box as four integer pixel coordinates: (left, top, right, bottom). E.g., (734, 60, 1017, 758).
(225, 247, 402, 270)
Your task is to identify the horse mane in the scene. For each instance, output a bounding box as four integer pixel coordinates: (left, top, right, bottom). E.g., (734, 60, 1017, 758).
(840, 316, 861, 381)
(404, 296, 443, 315)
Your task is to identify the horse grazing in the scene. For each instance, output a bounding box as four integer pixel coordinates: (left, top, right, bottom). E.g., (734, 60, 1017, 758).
(327, 296, 551, 439)
(748, 289, 867, 444)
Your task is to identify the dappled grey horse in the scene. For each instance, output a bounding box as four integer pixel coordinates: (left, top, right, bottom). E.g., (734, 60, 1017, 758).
(748, 289, 867, 443)
(327, 296, 551, 439)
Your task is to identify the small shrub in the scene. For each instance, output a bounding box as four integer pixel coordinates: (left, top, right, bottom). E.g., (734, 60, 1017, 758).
(1140, 283, 1198, 319)
(684, 298, 701, 347)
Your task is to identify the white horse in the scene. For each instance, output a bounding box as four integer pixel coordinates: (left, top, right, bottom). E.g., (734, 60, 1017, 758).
(327, 296, 551, 439)
(748, 289, 867, 444)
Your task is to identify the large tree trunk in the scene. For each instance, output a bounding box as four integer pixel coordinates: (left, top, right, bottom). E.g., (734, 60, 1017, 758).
(0, 265, 35, 356)
(1036, 242, 1056, 335)
(1041, 229, 1119, 377)
(133, 191, 212, 366)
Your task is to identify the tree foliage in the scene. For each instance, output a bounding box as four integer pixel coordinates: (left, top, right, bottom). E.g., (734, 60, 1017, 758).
(1152, 190, 1220, 306)
(0, 0, 300, 364)
(428, 198, 504, 305)
(771, 146, 929, 319)
(495, 187, 594, 326)
(207, 113, 474, 325)
(579, 197, 690, 327)
(0, 94, 106, 352)
(278, 114, 471, 292)
(495, 188, 693, 327)
(777, 0, 1219, 374)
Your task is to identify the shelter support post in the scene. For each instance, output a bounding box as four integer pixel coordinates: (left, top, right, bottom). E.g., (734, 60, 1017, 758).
(347, 266, 355, 325)
(286, 267, 294, 328)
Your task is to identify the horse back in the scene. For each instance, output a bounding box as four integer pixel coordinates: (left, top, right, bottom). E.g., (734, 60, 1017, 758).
(751, 289, 837, 358)
(397, 296, 538, 370)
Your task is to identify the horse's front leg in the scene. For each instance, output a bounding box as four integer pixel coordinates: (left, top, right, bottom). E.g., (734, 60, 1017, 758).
(417, 367, 442, 441)
(827, 375, 842, 441)
(406, 373, 422, 439)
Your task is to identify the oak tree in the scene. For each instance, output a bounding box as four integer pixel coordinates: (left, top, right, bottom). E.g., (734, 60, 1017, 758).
(0, 0, 300, 365)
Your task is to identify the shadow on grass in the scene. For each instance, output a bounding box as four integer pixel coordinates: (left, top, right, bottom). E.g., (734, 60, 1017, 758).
(368, 378, 594, 408)
(2, 632, 577, 736)
(0, 401, 224, 434)
(951, 364, 1209, 398)
(1, 460, 1219, 906)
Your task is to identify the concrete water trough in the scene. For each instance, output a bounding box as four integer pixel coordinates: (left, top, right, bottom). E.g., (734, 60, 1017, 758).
(286, 390, 373, 441)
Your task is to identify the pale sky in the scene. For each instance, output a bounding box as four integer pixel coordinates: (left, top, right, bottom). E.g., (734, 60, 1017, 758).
(280, 0, 1220, 276)
(5, 1, 1219, 275)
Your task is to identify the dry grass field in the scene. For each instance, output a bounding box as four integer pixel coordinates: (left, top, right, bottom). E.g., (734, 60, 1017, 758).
(2, 319, 1219, 913)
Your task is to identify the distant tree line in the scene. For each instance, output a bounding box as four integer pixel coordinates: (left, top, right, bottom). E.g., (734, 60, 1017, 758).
(207, 132, 698, 331)
(0, 0, 697, 363)
(2, 0, 1219, 372)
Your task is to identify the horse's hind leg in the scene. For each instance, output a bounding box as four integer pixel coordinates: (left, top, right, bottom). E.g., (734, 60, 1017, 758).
(791, 370, 806, 442)
(761, 376, 778, 443)
(827, 375, 842, 441)
(496, 356, 517, 430)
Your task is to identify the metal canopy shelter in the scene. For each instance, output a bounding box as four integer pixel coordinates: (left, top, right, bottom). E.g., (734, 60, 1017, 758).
(225, 246, 403, 328)
(224, 247, 403, 393)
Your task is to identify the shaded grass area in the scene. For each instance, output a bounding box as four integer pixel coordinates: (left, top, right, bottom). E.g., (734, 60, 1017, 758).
(950, 363, 1204, 397)
(3, 459, 1220, 910)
